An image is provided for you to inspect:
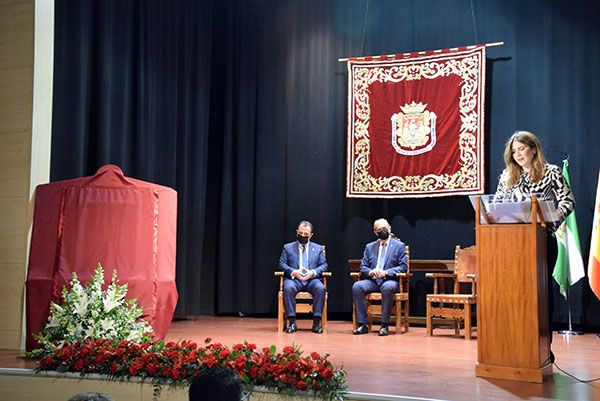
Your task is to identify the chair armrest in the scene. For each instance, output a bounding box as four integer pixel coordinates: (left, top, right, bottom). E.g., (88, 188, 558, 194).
(396, 272, 412, 293)
(426, 273, 456, 295)
(425, 273, 456, 279)
(274, 271, 284, 291)
(466, 274, 477, 294)
(321, 271, 331, 287)
(350, 272, 361, 282)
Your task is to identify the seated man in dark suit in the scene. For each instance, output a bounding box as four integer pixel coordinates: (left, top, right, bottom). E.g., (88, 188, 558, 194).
(352, 218, 408, 336)
(278, 220, 328, 334)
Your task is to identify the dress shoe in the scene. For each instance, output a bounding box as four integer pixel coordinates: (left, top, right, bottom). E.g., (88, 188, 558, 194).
(311, 320, 323, 334)
(286, 322, 297, 333)
(378, 326, 389, 336)
(353, 324, 369, 335)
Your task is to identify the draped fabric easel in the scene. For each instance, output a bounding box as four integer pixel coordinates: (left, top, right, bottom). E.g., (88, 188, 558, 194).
(26, 165, 178, 350)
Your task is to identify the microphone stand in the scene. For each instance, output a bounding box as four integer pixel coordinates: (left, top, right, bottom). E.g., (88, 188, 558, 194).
(558, 285, 583, 335)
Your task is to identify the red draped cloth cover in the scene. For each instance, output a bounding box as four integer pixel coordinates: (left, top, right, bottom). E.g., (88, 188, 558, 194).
(346, 46, 486, 198)
(26, 165, 178, 351)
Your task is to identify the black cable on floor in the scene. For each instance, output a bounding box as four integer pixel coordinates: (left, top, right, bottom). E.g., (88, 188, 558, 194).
(553, 361, 600, 384)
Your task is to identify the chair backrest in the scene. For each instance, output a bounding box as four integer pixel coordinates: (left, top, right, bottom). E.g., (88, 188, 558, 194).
(454, 245, 476, 283)
(388, 236, 410, 264)
(400, 244, 410, 294)
(404, 243, 410, 273)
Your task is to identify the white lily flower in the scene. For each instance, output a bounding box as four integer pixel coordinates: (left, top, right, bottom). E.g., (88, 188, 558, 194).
(47, 314, 60, 328)
(73, 292, 89, 315)
(84, 326, 95, 338)
(100, 318, 113, 331)
(50, 302, 63, 313)
(103, 297, 120, 313)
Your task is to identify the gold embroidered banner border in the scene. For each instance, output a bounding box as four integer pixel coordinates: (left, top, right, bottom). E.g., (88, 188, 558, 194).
(346, 46, 486, 198)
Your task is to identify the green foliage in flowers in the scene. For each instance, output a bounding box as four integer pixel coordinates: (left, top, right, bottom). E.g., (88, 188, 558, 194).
(29, 264, 153, 358)
(35, 338, 348, 401)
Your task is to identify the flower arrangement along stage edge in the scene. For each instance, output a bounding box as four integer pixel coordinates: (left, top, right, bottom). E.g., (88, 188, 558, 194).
(27, 264, 348, 400)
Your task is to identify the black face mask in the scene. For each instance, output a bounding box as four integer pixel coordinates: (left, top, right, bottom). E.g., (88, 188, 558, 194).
(376, 229, 390, 240)
(297, 234, 310, 244)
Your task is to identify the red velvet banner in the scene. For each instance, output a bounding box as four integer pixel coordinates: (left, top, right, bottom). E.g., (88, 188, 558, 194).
(346, 46, 486, 198)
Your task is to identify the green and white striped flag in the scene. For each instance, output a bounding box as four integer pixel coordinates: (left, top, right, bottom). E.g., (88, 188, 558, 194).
(552, 159, 585, 298)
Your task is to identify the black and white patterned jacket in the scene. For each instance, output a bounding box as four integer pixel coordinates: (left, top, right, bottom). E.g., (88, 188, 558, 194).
(494, 163, 574, 230)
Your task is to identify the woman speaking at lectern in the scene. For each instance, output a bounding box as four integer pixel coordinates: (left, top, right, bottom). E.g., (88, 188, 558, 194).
(494, 130, 575, 359)
(494, 130, 574, 221)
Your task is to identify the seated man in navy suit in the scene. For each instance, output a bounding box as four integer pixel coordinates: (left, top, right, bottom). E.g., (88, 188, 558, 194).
(352, 218, 408, 336)
(278, 220, 328, 334)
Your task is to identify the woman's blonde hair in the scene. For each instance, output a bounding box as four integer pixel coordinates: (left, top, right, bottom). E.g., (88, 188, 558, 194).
(503, 130, 547, 187)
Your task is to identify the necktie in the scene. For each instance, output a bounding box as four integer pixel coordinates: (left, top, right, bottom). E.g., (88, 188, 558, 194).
(377, 243, 387, 270)
(300, 245, 308, 268)
(376, 243, 387, 285)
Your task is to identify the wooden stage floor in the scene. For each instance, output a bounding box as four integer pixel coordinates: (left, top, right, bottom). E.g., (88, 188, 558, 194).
(2, 316, 600, 401)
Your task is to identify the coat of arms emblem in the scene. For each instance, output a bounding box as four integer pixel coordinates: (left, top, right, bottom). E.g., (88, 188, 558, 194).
(390, 102, 437, 156)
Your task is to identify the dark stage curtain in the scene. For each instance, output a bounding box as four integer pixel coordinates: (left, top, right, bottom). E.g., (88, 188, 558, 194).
(51, 0, 215, 316)
(51, 0, 600, 328)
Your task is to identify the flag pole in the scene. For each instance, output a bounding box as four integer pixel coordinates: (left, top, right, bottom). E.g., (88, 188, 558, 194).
(337, 41, 503, 62)
(557, 285, 583, 335)
(554, 158, 585, 336)
(590, 170, 600, 338)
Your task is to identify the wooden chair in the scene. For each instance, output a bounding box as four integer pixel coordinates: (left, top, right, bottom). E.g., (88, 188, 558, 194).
(275, 246, 331, 332)
(425, 245, 477, 340)
(349, 244, 411, 334)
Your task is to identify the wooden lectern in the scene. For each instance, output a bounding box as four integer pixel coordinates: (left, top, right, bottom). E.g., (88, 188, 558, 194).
(474, 195, 553, 382)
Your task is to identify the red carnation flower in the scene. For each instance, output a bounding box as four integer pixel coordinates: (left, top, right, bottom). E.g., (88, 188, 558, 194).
(322, 368, 334, 380)
(39, 356, 54, 369)
(128, 364, 139, 376)
(202, 355, 216, 368)
(235, 354, 247, 368)
(96, 352, 109, 365)
(296, 380, 308, 391)
(73, 358, 85, 371)
(147, 362, 159, 375)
